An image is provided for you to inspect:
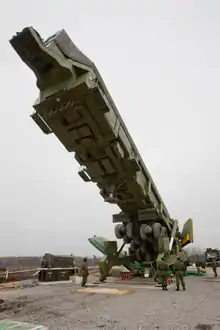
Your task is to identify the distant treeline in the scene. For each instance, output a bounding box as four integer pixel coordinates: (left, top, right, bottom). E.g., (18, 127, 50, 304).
(0, 256, 99, 271)
(0, 247, 210, 271)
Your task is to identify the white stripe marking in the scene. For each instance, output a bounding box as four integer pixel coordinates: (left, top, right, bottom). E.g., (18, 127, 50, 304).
(7, 323, 23, 329)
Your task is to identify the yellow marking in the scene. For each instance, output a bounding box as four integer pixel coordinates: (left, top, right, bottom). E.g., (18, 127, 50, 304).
(76, 287, 130, 295)
(181, 233, 190, 246)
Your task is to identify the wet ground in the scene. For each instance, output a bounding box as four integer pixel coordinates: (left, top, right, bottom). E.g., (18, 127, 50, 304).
(0, 274, 220, 330)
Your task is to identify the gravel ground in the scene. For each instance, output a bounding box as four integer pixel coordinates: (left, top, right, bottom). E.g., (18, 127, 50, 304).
(0, 274, 220, 330)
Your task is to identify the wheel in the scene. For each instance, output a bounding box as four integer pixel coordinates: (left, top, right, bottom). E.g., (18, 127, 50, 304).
(152, 223, 162, 238)
(126, 223, 133, 239)
(161, 226, 168, 237)
(140, 224, 152, 240)
(145, 225, 152, 235)
(114, 224, 125, 239)
(140, 224, 148, 240)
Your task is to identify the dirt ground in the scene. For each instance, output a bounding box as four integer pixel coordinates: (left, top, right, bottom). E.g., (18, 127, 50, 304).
(0, 274, 220, 330)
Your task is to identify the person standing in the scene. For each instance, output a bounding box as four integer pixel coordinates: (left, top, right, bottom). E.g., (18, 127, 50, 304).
(211, 259, 218, 277)
(173, 256, 186, 291)
(196, 261, 200, 274)
(157, 257, 169, 291)
(80, 258, 89, 287)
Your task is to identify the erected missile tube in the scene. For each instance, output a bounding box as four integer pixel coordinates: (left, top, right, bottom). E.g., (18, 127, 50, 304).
(10, 27, 193, 264)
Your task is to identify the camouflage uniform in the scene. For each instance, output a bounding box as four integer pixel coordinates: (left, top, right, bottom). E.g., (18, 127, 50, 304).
(211, 259, 217, 277)
(196, 262, 200, 274)
(173, 257, 186, 291)
(157, 258, 169, 290)
(80, 258, 89, 287)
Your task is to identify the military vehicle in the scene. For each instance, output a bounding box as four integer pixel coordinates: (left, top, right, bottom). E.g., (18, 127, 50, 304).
(9, 27, 194, 280)
(39, 253, 75, 282)
(40, 253, 75, 268)
(205, 248, 220, 266)
(88, 234, 189, 280)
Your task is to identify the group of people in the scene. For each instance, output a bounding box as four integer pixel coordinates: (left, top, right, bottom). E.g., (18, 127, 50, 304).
(79, 256, 218, 290)
(157, 256, 186, 291)
(158, 256, 219, 291)
(196, 259, 218, 277)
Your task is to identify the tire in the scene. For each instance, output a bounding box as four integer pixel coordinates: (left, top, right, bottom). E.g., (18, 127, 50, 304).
(145, 225, 152, 235)
(114, 224, 124, 239)
(140, 224, 153, 240)
(140, 224, 148, 240)
(161, 226, 168, 237)
(126, 223, 133, 239)
(152, 223, 162, 238)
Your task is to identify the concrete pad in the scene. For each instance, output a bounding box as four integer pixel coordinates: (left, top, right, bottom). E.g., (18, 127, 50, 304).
(76, 287, 131, 295)
(99, 283, 174, 290)
(94, 278, 175, 290)
(104, 277, 156, 285)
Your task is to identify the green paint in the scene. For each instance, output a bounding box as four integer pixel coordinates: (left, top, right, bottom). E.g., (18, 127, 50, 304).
(0, 321, 20, 329)
(0, 320, 47, 330)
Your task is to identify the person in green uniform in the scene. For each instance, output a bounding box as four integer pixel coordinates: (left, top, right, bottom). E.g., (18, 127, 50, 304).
(211, 259, 217, 277)
(80, 257, 89, 287)
(157, 256, 169, 291)
(172, 256, 186, 291)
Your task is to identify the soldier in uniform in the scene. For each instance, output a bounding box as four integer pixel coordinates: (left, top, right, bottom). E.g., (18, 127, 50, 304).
(196, 261, 200, 274)
(211, 258, 217, 277)
(80, 258, 89, 287)
(157, 256, 169, 291)
(172, 256, 186, 291)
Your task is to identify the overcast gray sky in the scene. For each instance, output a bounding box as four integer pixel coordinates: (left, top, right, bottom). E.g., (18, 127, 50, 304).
(0, 0, 219, 256)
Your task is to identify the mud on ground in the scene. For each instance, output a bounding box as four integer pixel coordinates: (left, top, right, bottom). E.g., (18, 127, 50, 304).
(0, 275, 220, 330)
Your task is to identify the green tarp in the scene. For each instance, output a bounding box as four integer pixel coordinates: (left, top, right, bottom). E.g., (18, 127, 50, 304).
(0, 320, 48, 330)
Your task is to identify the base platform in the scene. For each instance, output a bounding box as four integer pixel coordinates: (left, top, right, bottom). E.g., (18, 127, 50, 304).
(76, 287, 131, 295)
